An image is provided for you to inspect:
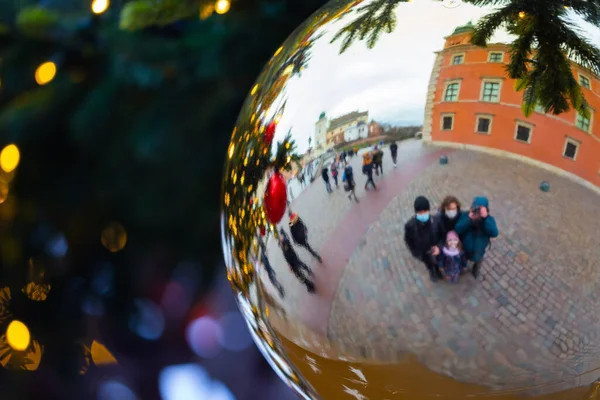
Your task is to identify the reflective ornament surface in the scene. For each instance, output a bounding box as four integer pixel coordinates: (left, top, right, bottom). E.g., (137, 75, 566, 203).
(222, 0, 600, 398)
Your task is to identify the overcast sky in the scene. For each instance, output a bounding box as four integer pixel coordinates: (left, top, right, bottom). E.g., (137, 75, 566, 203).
(265, 0, 600, 154)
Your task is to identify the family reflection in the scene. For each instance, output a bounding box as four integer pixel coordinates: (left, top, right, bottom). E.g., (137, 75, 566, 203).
(404, 195, 499, 283)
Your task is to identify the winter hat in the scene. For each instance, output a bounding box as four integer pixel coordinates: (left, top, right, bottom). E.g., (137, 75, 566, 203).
(447, 231, 459, 242)
(414, 196, 430, 213)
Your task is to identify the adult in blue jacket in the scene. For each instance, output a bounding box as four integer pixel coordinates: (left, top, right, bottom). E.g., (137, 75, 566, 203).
(454, 196, 499, 278)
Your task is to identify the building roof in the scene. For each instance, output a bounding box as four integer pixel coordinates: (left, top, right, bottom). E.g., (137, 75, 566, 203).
(319, 111, 326, 120)
(452, 21, 475, 35)
(328, 111, 368, 131)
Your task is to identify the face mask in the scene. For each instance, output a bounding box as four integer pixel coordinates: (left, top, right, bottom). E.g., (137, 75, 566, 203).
(446, 209, 458, 219)
(416, 213, 430, 222)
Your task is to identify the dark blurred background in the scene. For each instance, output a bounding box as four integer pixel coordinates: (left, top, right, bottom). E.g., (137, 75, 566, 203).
(0, 0, 330, 398)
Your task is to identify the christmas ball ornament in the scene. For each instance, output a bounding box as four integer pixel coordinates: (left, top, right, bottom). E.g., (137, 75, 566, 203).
(221, 1, 600, 399)
(264, 121, 277, 146)
(263, 172, 287, 224)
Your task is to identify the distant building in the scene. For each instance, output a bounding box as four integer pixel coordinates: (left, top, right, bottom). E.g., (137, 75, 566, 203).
(368, 121, 383, 137)
(344, 121, 368, 142)
(326, 111, 369, 147)
(314, 112, 328, 156)
(423, 22, 600, 191)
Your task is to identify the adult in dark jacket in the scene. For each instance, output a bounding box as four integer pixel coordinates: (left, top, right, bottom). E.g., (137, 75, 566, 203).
(258, 234, 285, 298)
(278, 229, 315, 293)
(404, 196, 443, 281)
(343, 163, 359, 203)
(372, 146, 384, 175)
(288, 210, 322, 263)
(321, 167, 332, 193)
(434, 195, 462, 249)
(389, 141, 398, 167)
(454, 196, 499, 278)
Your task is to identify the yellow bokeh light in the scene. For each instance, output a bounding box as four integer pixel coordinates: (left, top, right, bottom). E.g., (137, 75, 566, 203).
(215, 0, 230, 14)
(200, 4, 214, 20)
(35, 62, 56, 86)
(91, 0, 109, 14)
(101, 221, 127, 252)
(518, 11, 526, 18)
(91, 340, 117, 365)
(0, 144, 20, 173)
(6, 320, 30, 351)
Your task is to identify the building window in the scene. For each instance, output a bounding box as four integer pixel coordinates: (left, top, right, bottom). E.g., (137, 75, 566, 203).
(444, 81, 460, 102)
(563, 137, 579, 160)
(579, 74, 591, 90)
(488, 52, 504, 62)
(452, 54, 464, 65)
(475, 115, 492, 134)
(481, 80, 501, 102)
(441, 113, 454, 131)
(575, 112, 592, 133)
(515, 122, 533, 143)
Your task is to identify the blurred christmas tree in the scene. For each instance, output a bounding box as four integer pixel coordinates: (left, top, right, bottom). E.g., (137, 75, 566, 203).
(0, 0, 330, 398)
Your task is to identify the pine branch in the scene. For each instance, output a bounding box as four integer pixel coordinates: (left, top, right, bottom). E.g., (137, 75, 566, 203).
(330, 0, 406, 54)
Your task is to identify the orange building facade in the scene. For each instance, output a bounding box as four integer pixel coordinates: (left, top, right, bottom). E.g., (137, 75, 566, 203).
(422, 23, 600, 191)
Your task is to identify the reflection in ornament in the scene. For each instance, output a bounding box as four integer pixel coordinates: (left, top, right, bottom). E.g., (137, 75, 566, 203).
(441, 0, 461, 8)
(342, 385, 368, 400)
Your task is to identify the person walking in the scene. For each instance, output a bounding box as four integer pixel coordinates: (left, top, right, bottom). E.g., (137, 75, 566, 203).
(288, 210, 323, 263)
(389, 141, 398, 167)
(278, 229, 315, 293)
(343, 162, 359, 203)
(454, 196, 499, 279)
(404, 196, 443, 282)
(330, 160, 339, 189)
(321, 167, 332, 193)
(258, 234, 285, 297)
(372, 146, 384, 175)
(362, 152, 376, 190)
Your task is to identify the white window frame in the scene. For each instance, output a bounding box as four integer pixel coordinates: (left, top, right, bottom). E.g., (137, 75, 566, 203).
(480, 79, 503, 103)
(579, 73, 591, 90)
(443, 80, 461, 102)
(440, 113, 455, 131)
(451, 53, 465, 65)
(488, 51, 504, 63)
(575, 111, 593, 133)
(475, 114, 493, 135)
(563, 137, 580, 161)
(514, 121, 534, 143)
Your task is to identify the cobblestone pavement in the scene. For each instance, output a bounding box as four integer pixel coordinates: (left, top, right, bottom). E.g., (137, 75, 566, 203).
(260, 140, 600, 394)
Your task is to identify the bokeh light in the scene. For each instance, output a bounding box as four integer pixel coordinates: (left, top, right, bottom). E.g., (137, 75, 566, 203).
(186, 316, 223, 359)
(90, 340, 117, 366)
(101, 221, 127, 252)
(159, 364, 236, 400)
(91, 0, 110, 14)
(215, 0, 230, 15)
(97, 379, 137, 400)
(0, 144, 20, 173)
(6, 320, 30, 351)
(34, 62, 57, 86)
